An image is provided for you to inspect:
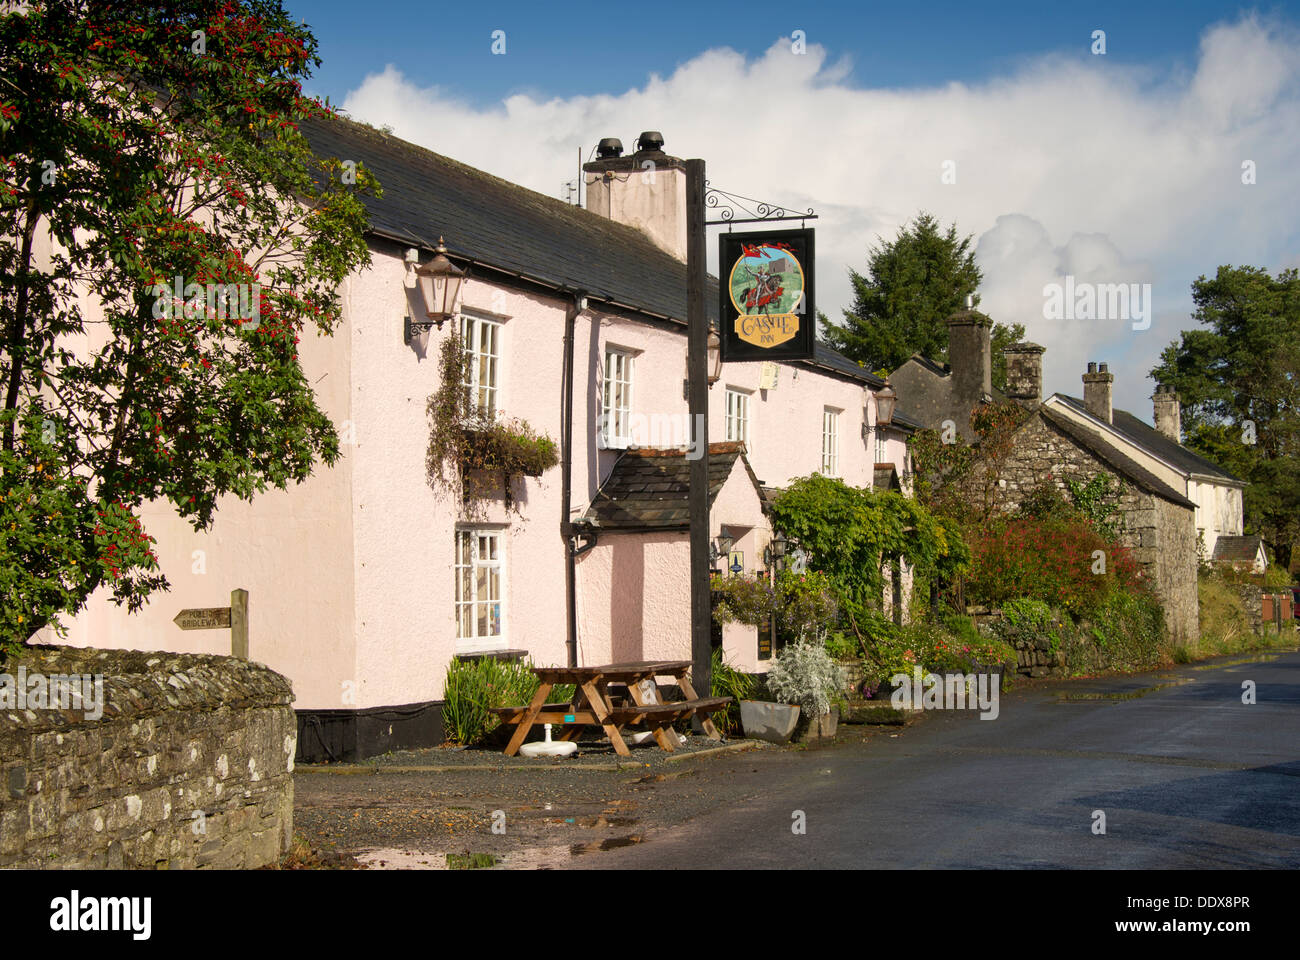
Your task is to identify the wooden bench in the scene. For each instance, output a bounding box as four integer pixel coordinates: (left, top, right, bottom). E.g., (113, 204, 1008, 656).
(607, 696, 732, 724)
(495, 661, 728, 756)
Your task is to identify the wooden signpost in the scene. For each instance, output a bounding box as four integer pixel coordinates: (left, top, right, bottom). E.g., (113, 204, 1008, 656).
(173, 588, 249, 658)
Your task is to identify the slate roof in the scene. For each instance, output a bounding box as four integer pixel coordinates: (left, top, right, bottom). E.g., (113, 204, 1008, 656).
(1038, 407, 1196, 509)
(1212, 535, 1265, 563)
(808, 343, 886, 387)
(885, 411, 923, 433)
(301, 113, 712, 324)
(910, 354, 950, 377)
(888, 353, 1006, 433)
(1055, 396, 1242, 484)
(301, 114, 881, 387)
(582, 442, 762, 530)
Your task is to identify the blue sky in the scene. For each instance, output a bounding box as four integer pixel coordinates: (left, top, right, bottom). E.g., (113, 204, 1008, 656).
(291, 1, 1297, 106)
(285, 1, 1300, 414)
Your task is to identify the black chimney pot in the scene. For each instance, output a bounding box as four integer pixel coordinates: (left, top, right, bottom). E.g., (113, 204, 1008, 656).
(596, 138, 624, 159)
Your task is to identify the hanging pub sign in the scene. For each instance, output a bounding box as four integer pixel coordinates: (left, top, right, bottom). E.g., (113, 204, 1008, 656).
(718, 228, 815, 363)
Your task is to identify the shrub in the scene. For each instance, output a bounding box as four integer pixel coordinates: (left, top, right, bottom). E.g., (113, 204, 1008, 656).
(711, 569, 839, 645)
(765, 642, 848, 717)
(441, 657, 574, 745)
(855, 619, 1016, 693)
(1061, 591, 1164, 674)
(967, 518, 1145, 617)
(1197, 572, 1254, 654)
(941, 613, 982, 646)
(774, 569, 838, 644)
(1263, 563, 1294, 589)
(709, 647, 756, 735)
(824, 630, 858, 661)
(991, 598, 1062, 653)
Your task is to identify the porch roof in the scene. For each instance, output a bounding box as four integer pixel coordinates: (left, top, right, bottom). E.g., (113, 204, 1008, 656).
(582, 442, 763, 530)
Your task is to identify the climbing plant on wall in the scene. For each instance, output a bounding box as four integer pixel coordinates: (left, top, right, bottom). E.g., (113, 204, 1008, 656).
(767, 474, 970, 628)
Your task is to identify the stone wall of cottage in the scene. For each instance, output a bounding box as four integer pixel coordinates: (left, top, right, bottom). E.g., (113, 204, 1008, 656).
(974, 413, 1200, 645)
(0, 646, 295, 869)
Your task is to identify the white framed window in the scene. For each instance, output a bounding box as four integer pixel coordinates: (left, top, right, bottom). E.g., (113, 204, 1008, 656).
(459, 312, 501, 419)
(822, 407, 840, 476)
(875, 430, 886, 464)
(725, 388, 751, 448)
(454, 529, 505, 651)
(602, 347, 635, 447)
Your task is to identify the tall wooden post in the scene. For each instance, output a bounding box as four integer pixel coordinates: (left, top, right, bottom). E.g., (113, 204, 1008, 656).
(686, 158, 712, 705)
(230, 588, 249, 659)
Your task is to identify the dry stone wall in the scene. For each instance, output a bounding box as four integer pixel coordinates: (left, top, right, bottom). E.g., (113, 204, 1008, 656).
(0, 646, 295, 869)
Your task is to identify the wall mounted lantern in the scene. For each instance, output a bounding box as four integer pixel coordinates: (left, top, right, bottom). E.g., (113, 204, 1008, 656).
(710, 532, 735, 567)
(763, 534, 790, 568)
(875, 383, 897, 427)
(406, 237, 467, 343)
(682, 330, 723, 400)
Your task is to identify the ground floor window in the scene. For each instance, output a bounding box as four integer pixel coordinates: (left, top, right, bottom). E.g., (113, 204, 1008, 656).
(455, 529, 504, 650)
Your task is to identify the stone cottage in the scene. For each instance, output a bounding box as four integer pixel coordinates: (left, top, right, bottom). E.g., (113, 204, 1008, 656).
(1040, 372, 1246, 564)
(892, 309, 1204, 645)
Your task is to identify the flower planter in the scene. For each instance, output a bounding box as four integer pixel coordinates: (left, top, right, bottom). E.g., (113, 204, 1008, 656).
(739, 700, 801, 744)
(792, 706, 838, 741)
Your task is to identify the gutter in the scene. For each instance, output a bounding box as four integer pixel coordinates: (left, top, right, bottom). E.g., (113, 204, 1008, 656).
(561, 289, 588, 668)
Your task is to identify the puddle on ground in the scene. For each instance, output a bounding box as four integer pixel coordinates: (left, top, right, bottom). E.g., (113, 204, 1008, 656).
(570, 835, 644, 856)
(1057, 678, 1193, 702)
(356, 846, 570, 870)
(1190, 654, 1279, 671)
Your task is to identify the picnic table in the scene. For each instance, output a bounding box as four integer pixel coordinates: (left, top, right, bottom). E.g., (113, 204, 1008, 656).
(492, 660, 731, 757)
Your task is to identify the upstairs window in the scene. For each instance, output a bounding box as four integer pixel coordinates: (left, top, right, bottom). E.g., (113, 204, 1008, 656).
(602, 348, 635, 447)
(725, 388, 751, 448)
(460, 312, 500, 419)
(822, 407, 840, 476)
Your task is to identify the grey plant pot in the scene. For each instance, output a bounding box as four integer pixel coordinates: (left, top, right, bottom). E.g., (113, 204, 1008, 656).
(739, 700, 801, 744)
(793, 705, 838, 741)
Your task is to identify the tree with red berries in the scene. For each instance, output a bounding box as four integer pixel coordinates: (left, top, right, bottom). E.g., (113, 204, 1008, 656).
(0, 0, 378, 653)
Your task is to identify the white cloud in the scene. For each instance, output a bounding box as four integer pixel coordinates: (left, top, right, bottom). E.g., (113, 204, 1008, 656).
(341, 13, 1300, 415)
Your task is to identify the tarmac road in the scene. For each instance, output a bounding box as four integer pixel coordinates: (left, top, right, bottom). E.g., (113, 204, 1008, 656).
(560, 648, 1300, 869)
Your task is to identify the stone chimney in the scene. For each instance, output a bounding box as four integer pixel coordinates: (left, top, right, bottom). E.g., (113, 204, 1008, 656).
(1153, 384, 1181, 442)
(1082, 361, 1114, 424)
(947, 305, 992, 413)
(1003, 342, 1045, 409)
(583, 131, 687, 261)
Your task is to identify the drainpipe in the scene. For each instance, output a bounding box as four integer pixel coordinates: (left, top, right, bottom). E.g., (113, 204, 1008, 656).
(562, 290, 586, 668)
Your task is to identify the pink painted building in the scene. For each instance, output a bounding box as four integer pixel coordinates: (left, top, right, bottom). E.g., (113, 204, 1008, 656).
(53, 118, 915, 759)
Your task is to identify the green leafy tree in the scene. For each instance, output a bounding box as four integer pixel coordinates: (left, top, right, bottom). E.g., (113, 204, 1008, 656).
(820, 212, 1024, 388)
(0, 1, 378, 654)
(1150, 266, 1300, 567)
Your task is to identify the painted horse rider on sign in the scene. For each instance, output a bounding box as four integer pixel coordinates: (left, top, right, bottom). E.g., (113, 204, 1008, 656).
(738, 261, 785, 315)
